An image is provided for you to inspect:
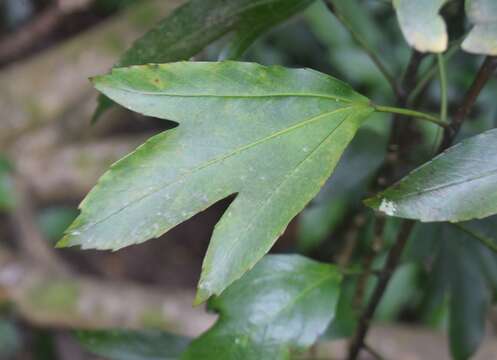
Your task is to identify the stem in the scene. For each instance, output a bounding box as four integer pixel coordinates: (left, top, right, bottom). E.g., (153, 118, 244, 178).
(347, 220, 415, 360)
(437, 54, 448, 124)
(430, 53, 448, 153)
(374, 105, 449, 128)
(323, 0, 400, 97)
(451, 223, 497, 254)
(439, 56, 497, 150)
(347, 52, 426, 360)
(408, 40, 461, 105)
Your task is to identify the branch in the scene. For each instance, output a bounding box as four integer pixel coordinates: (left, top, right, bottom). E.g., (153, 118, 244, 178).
(439, 56, 497, 150)
(347, 220, 415, 360)
(347, 50, 427, 360)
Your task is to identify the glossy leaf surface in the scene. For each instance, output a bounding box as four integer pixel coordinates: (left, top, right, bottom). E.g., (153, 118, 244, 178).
(95, 0, 314, 119)
(60, 61, 373, 302)
(181, 255, 342, 360)
(462, 0, 497, 55)
(78, 330, 190, 360)
(366, 129, 497, 222)
(394, 0, 449, 53)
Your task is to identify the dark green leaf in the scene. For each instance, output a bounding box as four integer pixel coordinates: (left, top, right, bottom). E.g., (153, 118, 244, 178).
(447, 227, 490, 360)
(394, 0, 449, 53)
(60, 61, 374, 303)
(408, 220, 497, 359)
(78, 330, 190, 360)
(181, 255, 342, 360)
(462, 0, 497, 55)
(366, 129, 497, 222)
(95, 0, 315, 120)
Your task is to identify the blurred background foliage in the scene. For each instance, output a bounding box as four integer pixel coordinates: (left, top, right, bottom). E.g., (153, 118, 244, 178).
(0, 0, 496, 359)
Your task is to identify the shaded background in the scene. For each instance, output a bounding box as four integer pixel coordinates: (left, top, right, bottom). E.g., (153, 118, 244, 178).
(1, 0, 496, 359)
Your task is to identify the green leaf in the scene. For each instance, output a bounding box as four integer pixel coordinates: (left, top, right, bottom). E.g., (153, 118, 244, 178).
(394, 0, 449, 53)
(444, 225, 491, 360)
(407, 219, 497, 358)
(181, 255, 342, 360)
(219, 0, 314, 60)
(95, 0, 315, 120)
(60, 61, 374, 303)
(78, 330, 190, 360)
(448, 245, 490, 360)
(297, 128, 387, 251)
(462, 0, 497, 55)
(366, 129, 497, 222)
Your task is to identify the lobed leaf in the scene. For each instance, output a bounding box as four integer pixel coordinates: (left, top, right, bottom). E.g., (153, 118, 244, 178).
(95, 0, 315, 120)
(366, 129, 497, 222)
(60, 61, 374, 303)
(181, 255, 342, 360)
(462, 0, 497, 55)
(393, 0, 449, 53)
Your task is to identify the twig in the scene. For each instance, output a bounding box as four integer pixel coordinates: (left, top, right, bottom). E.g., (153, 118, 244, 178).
(347, 50, 426, 360)
(349, 55, 497, 360)
(407, 40, 462, 105)
(347, 220, 415, 360)
(439, 56, 497, 150)
(323, 0, 400, 97)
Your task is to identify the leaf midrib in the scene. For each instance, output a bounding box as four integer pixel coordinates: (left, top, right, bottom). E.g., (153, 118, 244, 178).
(391, 167, 497, 200)
(77, 106, 357, 234)
(99, 84, 360, 105)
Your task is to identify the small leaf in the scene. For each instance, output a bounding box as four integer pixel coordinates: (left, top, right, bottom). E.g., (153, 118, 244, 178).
(462, 0, 497, 55)
(394, 0, 449, 53)
(366, 129, 497, 222)
(60, 61, 374, 303)
(78, 330, 190, 360)
(181, 255, 342, 360)
(95, 0, 315, 120)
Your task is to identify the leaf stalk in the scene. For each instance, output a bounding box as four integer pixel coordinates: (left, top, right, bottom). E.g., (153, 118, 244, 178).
(373, 105, 450, 128)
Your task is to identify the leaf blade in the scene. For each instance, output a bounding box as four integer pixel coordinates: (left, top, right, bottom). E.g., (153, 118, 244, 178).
(462, 0, 497, 55)
(95, 0, 315, 119)
(394, 0, 449, 53)
(62, 62, 373, 301)
(182, 255, 342, 360)
(366, 129, 497, 222)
